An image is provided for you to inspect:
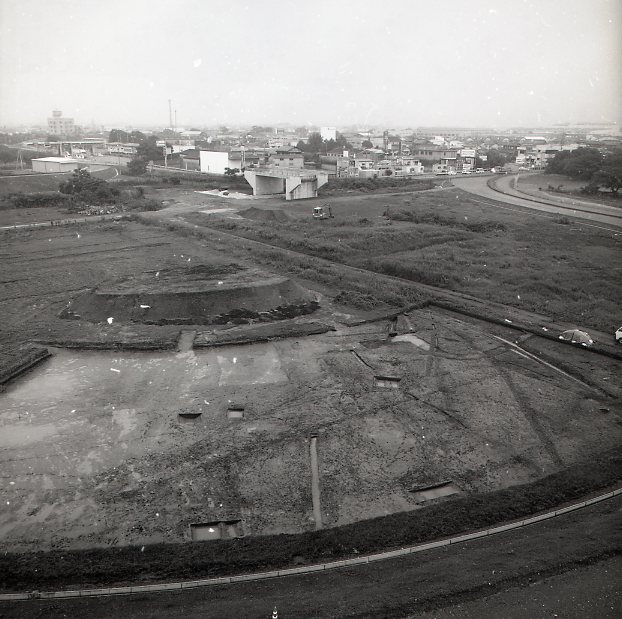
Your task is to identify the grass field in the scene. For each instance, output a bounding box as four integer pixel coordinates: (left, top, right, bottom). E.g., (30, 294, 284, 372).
(519, 172, 622, 207)
(181, 187, 622, 333)
(0, 168, 119, 197)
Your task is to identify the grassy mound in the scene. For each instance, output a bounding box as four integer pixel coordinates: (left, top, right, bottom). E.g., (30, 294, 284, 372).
(62, 265, 319, 325)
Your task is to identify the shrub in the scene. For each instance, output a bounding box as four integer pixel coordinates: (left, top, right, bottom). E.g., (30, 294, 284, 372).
(127, 157, 147, 176)
(5, 191, 74, 209)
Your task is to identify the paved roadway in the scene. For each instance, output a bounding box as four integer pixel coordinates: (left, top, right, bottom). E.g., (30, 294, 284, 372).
(452, 174, 622, 230)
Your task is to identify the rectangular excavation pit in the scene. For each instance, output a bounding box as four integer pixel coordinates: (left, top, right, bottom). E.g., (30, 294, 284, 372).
(410, 482, 461, 503)
(179, 411, 202, 420)
(190, 520, 243, 541)
(227, 406, 245, 419)
(375, 375, 401, 389)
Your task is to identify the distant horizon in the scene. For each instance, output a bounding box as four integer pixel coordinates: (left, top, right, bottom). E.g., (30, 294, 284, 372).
(2, 118, 620, 134)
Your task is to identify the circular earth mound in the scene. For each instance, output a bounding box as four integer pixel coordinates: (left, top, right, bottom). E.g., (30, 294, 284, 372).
(62, 264, 318, 325)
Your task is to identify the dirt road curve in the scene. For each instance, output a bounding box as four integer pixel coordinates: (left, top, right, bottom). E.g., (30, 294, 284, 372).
(452, 175, 622, 229)
(2, 496, 619, 618)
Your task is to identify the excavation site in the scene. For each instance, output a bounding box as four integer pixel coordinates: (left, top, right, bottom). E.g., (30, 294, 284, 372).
(1, 216, 620, 555)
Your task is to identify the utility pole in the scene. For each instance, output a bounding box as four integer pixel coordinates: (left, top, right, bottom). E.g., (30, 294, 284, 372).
(168, 99, 173, 129)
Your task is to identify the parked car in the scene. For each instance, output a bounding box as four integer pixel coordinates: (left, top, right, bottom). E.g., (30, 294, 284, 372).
(615, 326, 622, 343)
(559, 329, 593, 346)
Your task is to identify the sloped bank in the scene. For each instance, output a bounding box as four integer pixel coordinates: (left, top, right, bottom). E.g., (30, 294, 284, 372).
(0, 344, 51, 387)
(1, 448, 619, 592)
(63, 264, 319, 326)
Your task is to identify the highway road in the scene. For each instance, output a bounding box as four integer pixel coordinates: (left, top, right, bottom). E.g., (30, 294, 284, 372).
(452, 174, 622, 230)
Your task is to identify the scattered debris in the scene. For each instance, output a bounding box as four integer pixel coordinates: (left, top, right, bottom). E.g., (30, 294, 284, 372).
(110, 368, 120, 373)
(107, 317, 114, 324)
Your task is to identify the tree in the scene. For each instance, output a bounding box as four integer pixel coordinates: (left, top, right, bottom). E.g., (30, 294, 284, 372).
(109, 129, 125, 143)
(546, 147, 603, 180)
(485, 149, 507, 169)
(306, 132, 324, 153)
(136, 136, 163, 163)
(335, 132, 352, 150)
(560, 148, 603, 180)
(127, 157, 147, 176)
(59, 168, 116, 203)
(361, 140, 373, 149)
(586, 149, 622, 195)
(110, 129, 147, 144)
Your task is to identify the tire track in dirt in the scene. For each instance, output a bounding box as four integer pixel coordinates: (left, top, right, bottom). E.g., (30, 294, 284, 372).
(490, 357, 565, 468)
(445, 320, 565, 466)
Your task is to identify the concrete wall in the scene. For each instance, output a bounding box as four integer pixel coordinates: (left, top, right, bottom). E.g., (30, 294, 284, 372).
(31, 159, 81, 173)
(199, 151, 229, 174)
(244, 172, 286, 195)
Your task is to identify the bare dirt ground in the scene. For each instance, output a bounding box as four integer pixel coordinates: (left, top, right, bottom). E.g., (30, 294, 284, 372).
(1, 229, 620, 551)
(0, 186, 620, 597)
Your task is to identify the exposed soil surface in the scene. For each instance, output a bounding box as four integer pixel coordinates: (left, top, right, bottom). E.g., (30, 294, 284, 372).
(1, 305, 620, 552)
(238, 207, 291, 222)
(0, 187, 620, 599)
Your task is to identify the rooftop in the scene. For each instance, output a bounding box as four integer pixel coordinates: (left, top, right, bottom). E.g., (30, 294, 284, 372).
(32, 157, 82, 163)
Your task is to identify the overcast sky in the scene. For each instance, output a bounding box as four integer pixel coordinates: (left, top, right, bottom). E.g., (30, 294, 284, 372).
(1, 0, 620, 129)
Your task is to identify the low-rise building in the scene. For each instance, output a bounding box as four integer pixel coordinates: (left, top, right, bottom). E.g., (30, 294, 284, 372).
(411, 146, 458, 163)
(267, 147, 304, 169)
(107, 142, 139, 156)
(31, 157, 83, 173)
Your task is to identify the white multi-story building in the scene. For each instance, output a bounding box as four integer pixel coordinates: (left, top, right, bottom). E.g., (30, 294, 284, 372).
(47, 110, 79, 136)
(320, 126, 337, 141)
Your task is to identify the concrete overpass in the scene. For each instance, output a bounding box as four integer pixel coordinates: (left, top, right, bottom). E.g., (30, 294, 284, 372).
(244, 167, 329, 200)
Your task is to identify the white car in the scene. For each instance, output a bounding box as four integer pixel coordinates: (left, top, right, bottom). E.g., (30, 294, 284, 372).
(616, 327, 622, 343)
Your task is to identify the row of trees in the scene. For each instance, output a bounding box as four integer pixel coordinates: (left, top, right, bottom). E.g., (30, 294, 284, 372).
(546, 147, 622, 195)
(296, 132, 352, 154)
